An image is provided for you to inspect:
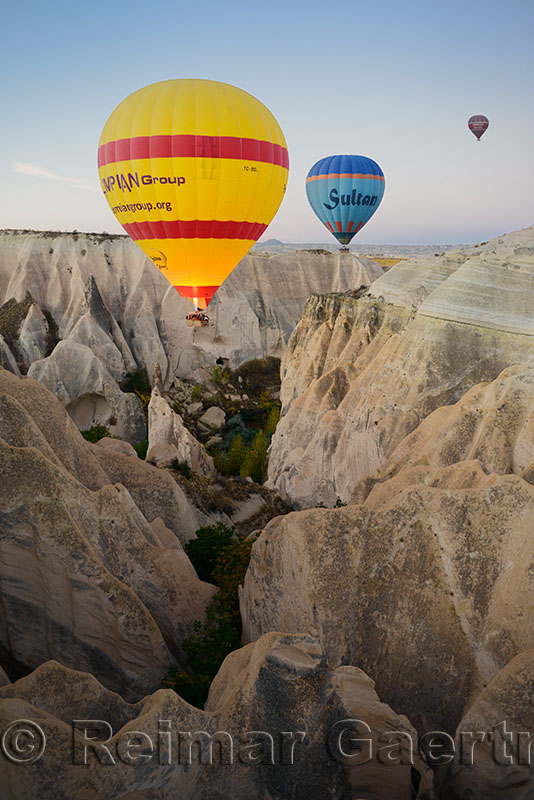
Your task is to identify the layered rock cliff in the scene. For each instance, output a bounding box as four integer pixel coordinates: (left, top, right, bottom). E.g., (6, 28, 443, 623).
(268, 225, 534, 507)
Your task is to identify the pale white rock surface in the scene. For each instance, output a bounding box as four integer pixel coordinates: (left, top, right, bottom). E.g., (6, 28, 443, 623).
(27, 339, 146, 444)
(354, 364, 534, 506)
(17, 302, 49, 365)
(0, 334, 19, 374)
(0, 230, 382, 384)
(147, 387, 215, 475)
(268, 226, 534, 507)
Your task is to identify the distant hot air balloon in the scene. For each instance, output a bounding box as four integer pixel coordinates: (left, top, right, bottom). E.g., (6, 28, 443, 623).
(305, 155, 385, 246)
(98, 79, 289, 316)
(468, 115, 489, 141)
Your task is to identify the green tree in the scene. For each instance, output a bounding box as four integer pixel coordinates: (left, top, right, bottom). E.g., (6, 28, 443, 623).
(264, 404, 280, 437)
(240, 429, 269, 483)
(220, 433, 247, 475)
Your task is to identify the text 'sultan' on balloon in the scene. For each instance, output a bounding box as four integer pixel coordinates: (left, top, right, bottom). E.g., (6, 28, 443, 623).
(98, 79, 289, 309)
(468, 115, 489, 141)
(305, 155, 385, 246)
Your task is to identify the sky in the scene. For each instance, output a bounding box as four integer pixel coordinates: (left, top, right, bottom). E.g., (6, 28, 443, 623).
(1, 0, 533, 245)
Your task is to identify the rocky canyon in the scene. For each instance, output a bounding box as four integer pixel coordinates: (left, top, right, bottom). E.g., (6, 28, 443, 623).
(1, 226, 534, 798)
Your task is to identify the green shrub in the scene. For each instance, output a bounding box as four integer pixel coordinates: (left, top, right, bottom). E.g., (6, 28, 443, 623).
(170, 458, 192, 478)
(191, 384, 203, 402)
(172, 401, 183, 415)
(222, 414, 255, 447)
(162, 609, 240, 707)
(211, 365, 229, 386)
(133, 438, 148, 459)
(232, 357, 280, 396)
(122, 368, 151, 395)
(80, 424, 110, 443)
(240, 430, 269, 483)
(185, 522, 235, 583)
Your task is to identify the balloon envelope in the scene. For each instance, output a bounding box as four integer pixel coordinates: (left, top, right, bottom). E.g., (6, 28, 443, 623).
(98, 79, 289, 308)
(306, 155, 385, 245)
(468, 115, 489, 141)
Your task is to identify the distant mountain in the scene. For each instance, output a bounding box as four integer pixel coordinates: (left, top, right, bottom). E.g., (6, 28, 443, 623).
(257, 238, 284, 246)
(252, 240, 469, 258)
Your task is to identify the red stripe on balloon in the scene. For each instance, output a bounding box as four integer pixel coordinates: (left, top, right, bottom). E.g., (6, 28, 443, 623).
(122, 219, 268, 241)
(175, 285, 219, 308)
(98, 135, 289, 169)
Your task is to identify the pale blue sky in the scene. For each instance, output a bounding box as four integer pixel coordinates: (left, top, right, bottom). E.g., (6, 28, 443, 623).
(1, 0, 532, 244)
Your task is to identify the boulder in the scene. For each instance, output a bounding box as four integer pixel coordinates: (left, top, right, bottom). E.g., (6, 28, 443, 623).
(198, 405, 226, 432)
(147, 388, 214, 476)
(95, 436, 137, 458)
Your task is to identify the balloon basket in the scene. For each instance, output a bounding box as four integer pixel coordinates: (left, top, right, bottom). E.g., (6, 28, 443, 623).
(186, 313, 210, 328)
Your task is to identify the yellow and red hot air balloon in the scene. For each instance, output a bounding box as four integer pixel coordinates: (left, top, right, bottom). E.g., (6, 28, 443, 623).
(98, 79, 289, 313)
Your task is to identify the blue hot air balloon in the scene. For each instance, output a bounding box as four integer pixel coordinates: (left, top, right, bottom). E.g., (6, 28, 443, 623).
(306, 155, 385, 245)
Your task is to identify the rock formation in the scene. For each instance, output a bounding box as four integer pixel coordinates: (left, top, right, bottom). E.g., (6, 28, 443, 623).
(354, 364, 534, 506)
(439, 648, 534, 798)
(0, 231, 381, 438)
(27, 339, 146, 444)
(240, 476, 534, 734)
(0, 635, 433, 799)
(237, 226, 534, 797)
(146, 386, 215, 475)
(268, 225, 534, 508)
(3, 225, 534, 798)
(0, 366, 213, 699)
(0, 231, 382, 373)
